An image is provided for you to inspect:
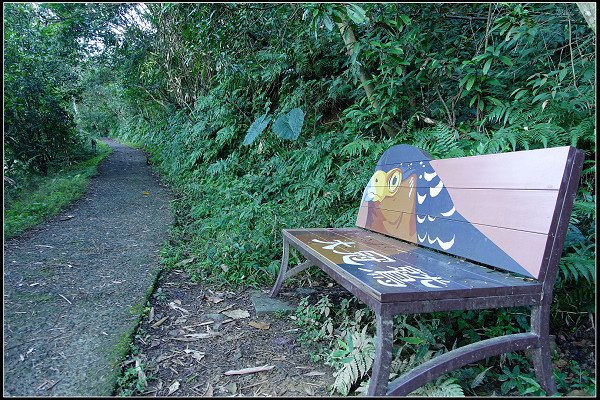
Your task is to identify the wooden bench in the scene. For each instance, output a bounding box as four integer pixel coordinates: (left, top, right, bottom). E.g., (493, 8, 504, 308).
(270, 144, 584, 396)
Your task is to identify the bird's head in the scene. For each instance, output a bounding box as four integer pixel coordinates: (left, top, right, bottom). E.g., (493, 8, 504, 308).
(363, 168, 403, 202)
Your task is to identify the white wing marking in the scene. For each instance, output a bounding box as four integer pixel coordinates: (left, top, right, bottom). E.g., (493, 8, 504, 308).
(417, 233, 427, 243)
(417, 193, 427, 204)
(427, 234, 437, 244)
(423, 171, 437, 181)
(430, 180, 444, 197)
(441, 206, 455, 217)
(437, 235, 455, 250)
(427, 215, 436, 222)
(417, 215, 426, 224)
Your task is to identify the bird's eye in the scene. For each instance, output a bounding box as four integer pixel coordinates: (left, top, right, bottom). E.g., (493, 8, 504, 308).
(388, 170, 401, 193)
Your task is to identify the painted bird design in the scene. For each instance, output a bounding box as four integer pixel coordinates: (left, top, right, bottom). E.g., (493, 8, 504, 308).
(356, 144, 529, 276)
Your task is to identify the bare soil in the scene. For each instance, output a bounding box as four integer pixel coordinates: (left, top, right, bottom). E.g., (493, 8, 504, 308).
(124, 266, 596, 397)
(119, 269, 340, 397)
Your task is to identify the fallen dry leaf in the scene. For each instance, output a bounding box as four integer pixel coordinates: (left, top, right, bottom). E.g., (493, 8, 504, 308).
(222, 309, 250, 319)
(148, 307, 155, 323)
(135, 358, 148, 389)
(202, 382, 213, 397)
(224, 365, 274, 376)
(45, 379, 61, 391)
(155, 354, 176, 364)
(171, 358, 186, 367)
(168, 380, 180, 395)
(143, 191, 149, 196)
(184, 349, 206, 362)
(248, 321, 270, 330)
(202, 295, 224, 304)
(169, 302, 190, 315)
(37, 380, 50, 390)
(216, 304, 234, 313)
(60, 215, 74, 221)
(151, 316, 169, 328)
(174, 257, 195, 268)
(173, 316, 188, 325)
(184, 332, 221, 339)
(303, 371, 325, 376)
(225, 382, 237, 393)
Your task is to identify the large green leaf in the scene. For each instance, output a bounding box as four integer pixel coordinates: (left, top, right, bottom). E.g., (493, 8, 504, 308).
(243, 113, 271, 145)
(272, 108, 304, 140)
(466, 76, 476, 91)
(345, 4, 367, 24)
(482, 58, 492, 75)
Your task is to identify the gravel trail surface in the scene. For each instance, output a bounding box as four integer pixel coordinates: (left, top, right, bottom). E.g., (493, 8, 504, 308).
(4, 138, 173, 396)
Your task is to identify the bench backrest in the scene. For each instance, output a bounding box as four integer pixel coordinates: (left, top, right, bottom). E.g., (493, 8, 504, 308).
(356, 145, 584, 281)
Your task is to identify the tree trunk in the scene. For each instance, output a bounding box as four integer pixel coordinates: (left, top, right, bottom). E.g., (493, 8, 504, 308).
(336, 21, 398, 137)
(577, 3, 596, 33)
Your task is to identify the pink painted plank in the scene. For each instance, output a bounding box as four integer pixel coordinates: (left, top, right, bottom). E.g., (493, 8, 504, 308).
(429, 146, 571, 190)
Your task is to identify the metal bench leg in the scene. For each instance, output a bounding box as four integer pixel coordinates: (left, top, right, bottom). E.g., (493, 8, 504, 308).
(270, 238, 316, 298)
(367, 311, 394, 396)
(529, 304, 557, 395)
(269, 237, 290, 298)
(386, 332, 539, 396)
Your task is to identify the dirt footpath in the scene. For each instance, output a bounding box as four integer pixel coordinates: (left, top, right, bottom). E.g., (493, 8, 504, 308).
(3, 138, 173, 396)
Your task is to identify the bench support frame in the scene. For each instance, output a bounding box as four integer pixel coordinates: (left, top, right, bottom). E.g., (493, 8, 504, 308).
(269, 238, 314, 298)
(269, 148, 583, 396)
(272, 248, 557, 395)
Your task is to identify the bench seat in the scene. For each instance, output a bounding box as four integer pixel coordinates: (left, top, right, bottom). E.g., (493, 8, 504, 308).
(284, 228, 541, 308)
(270, 144, 584, 396)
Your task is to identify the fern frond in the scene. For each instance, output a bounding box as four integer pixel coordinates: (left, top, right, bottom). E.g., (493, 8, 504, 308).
(411, 377, 465, 397)
(331, 328, 375, 395)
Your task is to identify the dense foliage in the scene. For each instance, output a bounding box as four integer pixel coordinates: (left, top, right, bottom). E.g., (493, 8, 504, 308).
(3, 3, 135, 188)
(99, 2, 595, 320)
(4, 3, 595, 396)
(4, 3, 80, 175)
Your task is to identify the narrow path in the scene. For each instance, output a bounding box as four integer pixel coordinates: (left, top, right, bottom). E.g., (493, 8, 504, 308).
(3, 138, 173, 396)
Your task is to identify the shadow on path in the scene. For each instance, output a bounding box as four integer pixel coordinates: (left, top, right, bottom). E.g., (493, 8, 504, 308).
(3, 138, 173, 396)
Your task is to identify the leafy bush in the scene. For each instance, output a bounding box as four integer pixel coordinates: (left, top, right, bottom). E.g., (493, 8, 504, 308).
(10, 2, 592, 396)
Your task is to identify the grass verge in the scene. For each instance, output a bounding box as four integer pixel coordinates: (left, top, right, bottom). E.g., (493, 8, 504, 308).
(112, 266, 165, 396)
(4, 140, 112, 239)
